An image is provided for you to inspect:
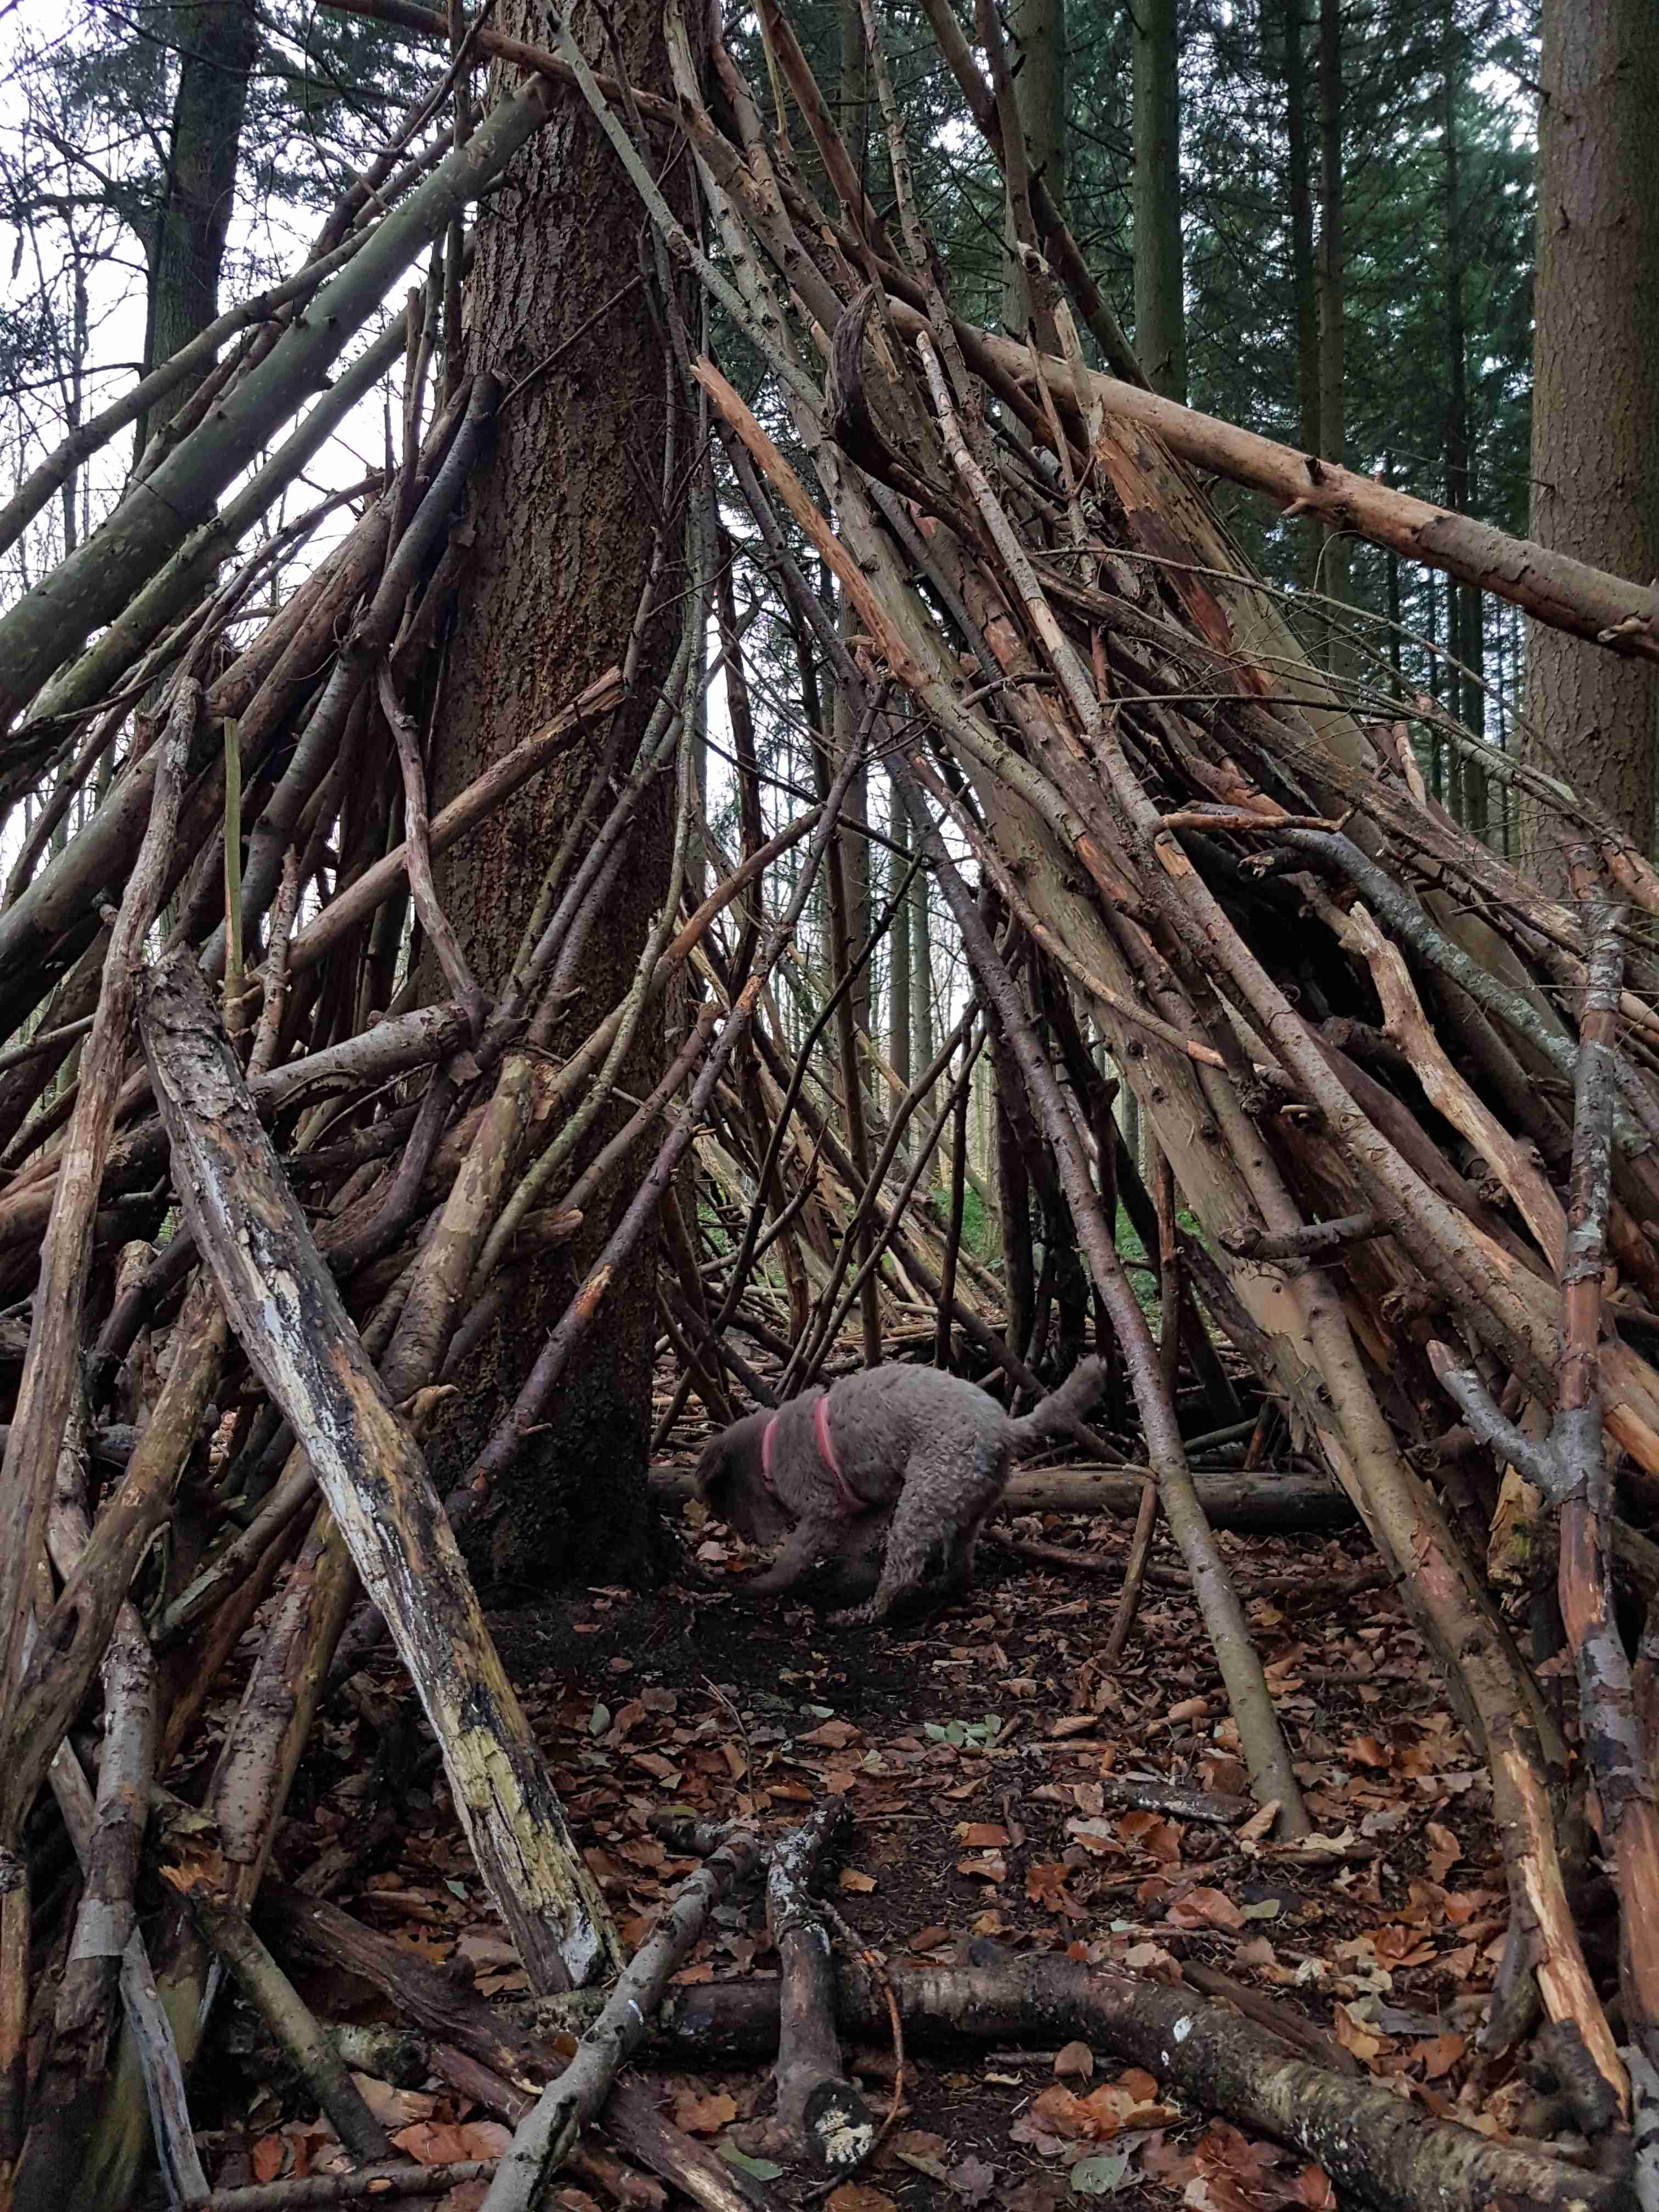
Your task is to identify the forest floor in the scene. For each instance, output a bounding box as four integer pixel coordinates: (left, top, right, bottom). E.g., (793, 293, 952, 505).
(187, 1391, 1527, 2211)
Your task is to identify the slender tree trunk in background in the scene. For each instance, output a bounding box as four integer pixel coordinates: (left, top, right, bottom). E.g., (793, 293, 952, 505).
(1284, 0, 1319, 476)
(810, 667, 881, 1365)
(1383, 457, 1402, 687)
(1426, 571, 1449, 809)
(1121, 1084, 1140, 1189)
(1522, 0, 1659, 882)
(911, 857, 936, 1165)
(839, 0, 868, 187)
(1315, 0, 1349, 673)
(994, 1075, 1033, 1365)
(1442, 8, 1487, 844)
(974, 1051, 995, 1224)
(421, 0, 704, 1585)
(1003, 0, 1065, 334)
(888, 779, 912, 1108)
(838, 624, 872, 1126)
(1131, 0, 1186, 402)
(137, 0, 259, 452)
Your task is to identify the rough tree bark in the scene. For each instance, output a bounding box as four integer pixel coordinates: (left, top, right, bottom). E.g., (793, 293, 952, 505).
(421, 0, 704, 1584)
(1522, 0, 1659, 882)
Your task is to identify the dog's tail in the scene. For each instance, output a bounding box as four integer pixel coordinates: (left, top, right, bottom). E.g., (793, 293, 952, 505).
(1005, 1356, 1107, 1455)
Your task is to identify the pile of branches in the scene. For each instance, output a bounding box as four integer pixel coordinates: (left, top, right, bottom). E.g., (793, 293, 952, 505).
(3, 0, 1659, 2199)
(469, 0, 1659, 2148)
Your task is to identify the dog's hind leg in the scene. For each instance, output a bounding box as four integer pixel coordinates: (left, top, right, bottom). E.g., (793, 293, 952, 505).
(830, 1447, 1004, 1626)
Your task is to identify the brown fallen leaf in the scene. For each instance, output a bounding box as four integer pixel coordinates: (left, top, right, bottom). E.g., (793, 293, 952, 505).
(1053, 2040, 1095, 2080)
(393, 2119, 512, 2164)
(251, 2136, 286, 2185)
(1331, 2005, 1384, 2066)
(1166, 1886, 1245, 1933)
(1002, 2180, 1061, 2212)
(673, 2089, 738, 2135)
(956, 1822, 1011, 1849)
(800, 1719, 862, 1750)
(1117, 1810, 1182, 1861)
(826, 2187, 897, 2212)
(948, 2153, 997, 2200)
(1410, 2032, 1466, 2080)
(1235, 1801, 1280, 1848)
(1026, 1862, 1084, 1917)
(1425, 1820, 1461, 1883)
(838, 1867, 877, 1893)
(956, 1853, 1006, 1882)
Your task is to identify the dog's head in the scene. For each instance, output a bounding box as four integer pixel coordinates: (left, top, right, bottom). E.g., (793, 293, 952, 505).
(694, 1410, 791, 1544)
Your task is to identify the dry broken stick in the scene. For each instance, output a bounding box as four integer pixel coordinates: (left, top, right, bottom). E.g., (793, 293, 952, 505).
(16, 1414, 207, 2210)
(200, 2159, 499, 2209)
(480, 1824, 764, 2212)
(765, 1802, 876, 2172)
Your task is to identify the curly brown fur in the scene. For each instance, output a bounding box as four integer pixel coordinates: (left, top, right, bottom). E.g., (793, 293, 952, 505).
(694, 1358, 1105, 1624)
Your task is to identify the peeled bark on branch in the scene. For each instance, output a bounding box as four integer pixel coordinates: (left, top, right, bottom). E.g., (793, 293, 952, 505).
(765, 1802, 876, 2171)
(138, 947, 619, 1994)
(957, 321, 1659, 671)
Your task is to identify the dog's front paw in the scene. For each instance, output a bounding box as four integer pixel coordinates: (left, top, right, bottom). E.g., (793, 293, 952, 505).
(826, 1600, 881, 1628)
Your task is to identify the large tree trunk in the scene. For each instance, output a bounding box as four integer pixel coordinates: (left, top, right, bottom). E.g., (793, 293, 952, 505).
(421, 0, 700, 1587)
(138, 0, 259, 451)
(1522, 0, 1659, 881)
(1131, 0, 1184, 402)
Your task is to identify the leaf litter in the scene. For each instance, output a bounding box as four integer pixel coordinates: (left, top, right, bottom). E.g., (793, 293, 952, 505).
(192, 1404, 1517, 2207)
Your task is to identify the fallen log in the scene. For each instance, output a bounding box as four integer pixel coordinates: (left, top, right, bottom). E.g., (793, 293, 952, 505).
(764, 1802, 876, 2172)
(653, 1462, 1356, 1532)
(654, 1951, 1628, 2212)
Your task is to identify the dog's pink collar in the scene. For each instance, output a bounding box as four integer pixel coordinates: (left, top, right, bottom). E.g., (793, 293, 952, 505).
(760, 1398, 860, 1514)
(812, 1395, 861, 1514)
